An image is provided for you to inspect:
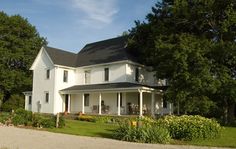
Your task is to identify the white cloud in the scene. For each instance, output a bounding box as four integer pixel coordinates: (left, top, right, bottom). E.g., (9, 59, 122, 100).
(72, 0, 119, 28)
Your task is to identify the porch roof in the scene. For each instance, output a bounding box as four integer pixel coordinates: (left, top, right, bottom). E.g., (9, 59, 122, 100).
(60, 82, 165, 94)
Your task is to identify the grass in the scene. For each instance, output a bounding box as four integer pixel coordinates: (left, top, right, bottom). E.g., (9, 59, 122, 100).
(172, 127, 236, 148)
(188, 127, 236, 148)
(47, 119, 236, 148)
(47, 119, 118, 138)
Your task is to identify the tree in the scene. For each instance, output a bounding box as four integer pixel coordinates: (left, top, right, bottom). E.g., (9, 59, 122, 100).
(0, 11, 46, 109)
(128, 0, 236, 123)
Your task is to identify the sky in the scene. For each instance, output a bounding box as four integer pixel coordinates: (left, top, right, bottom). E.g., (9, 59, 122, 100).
(0, 0, 156, 53)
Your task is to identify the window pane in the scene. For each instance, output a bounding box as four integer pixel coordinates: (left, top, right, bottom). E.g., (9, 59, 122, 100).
(84, 94, 89, 106)
(46, 69, 50, 79)
(104, 68, 109, 81)
(63, 70, 68, 82)
(29, 96, 32, 105)
(45, 92, 49, 103)
(85, 71, 91, 84)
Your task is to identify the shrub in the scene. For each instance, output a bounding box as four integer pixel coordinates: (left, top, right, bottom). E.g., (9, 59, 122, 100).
(53, 115, 65, 128)
(156, 115, 222, 141)
(40, 117, 55, 128)
(12, 108, 32, 126)
(114, 120, 170, 144)
(77, 115, 96, 122)
(0, 112, 11, 123)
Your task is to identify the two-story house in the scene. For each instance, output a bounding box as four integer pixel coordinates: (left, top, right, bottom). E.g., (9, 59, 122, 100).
(23, 36, 173, 117)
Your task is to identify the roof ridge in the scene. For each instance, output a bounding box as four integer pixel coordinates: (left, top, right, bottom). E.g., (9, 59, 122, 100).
(44, 46, 76, 55)
(82, 36, 128, 48)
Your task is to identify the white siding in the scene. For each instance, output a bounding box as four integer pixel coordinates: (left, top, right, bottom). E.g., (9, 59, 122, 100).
(125, 63, 157, 85)
(53, 67, 77, 114)
(80, 63, 126, 84)
(31, 49, 55, 113)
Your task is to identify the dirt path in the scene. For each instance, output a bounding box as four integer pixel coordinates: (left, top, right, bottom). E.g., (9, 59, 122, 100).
(0, 126, 231, 149)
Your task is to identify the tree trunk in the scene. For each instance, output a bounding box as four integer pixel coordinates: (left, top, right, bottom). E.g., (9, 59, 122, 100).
(177, 101, 180, 115)
(228, 103, 235, 124)
(223, 98, 228, 125)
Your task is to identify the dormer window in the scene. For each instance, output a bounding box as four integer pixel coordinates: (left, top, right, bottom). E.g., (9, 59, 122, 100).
(135, 67, 140, 82)
(63, 70, 68, 82)
(104, 68, 109, 81)
(46, 69, 50, 79)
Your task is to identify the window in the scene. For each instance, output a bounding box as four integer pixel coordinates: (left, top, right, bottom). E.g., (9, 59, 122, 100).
(85, 70, 91, 84)
(45, 92, 49, 103)
(46, 69, 50, 79)
(63, 70, 68, 82)
(84, 94, 89, 106)
(28, 96, 32, 105)
(104, 68, 109, 81)
(135, 67, 140, 82)
(116, 93, 122, 107)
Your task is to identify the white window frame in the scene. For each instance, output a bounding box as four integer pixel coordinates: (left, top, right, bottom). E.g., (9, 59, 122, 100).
(63, 70, 68, 83)
(84, 70, 91, 84)
(104, 67, 109, 82)
(45, 91, 49, 103)
(46, 69, 50, 79)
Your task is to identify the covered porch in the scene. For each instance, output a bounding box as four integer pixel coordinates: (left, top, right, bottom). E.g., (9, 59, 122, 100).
(60, 83, 172, 117)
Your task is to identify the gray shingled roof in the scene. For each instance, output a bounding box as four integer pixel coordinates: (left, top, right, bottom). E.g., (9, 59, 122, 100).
(44, 46, 77, 67)
(44, 36, 138, 67)
(76, 36, 138, 67)
(60, 82, 153, 92)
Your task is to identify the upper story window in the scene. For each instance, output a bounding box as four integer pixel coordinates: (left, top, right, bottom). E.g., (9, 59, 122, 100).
(104, 68, 109, 81)
(45, 92, 49, 103)
(135, 67, 140, 82)
(85, 70, 91, 84)
(46, 69, 50, 79)
(63, 70, 68, 82)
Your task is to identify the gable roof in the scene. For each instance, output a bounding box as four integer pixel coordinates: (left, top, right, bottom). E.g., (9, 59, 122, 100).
(76, 36, 138, 67)
(43, 36, 138, 68)
(44, 46, 77, 67)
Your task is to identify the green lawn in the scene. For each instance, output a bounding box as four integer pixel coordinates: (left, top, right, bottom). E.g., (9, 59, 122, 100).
(185, 127, 236, 148)
(48, 119, 236, 148)
(47, 120, 118, 138)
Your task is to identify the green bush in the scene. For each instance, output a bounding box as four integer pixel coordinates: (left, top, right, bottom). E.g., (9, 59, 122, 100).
(53, 115, 65, 128)
(12, 108, 32, 126)
(77, 115, 96, 122)
(156, 115, 222, 141)
(0, 112, 11, 123)
(40, 117, 55, 128)
(114, 120, 170, 144)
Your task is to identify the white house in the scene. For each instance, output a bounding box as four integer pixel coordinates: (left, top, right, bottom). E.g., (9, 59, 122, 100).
(24, 36, 173, 116)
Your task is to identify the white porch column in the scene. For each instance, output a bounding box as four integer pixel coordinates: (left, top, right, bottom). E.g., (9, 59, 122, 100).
(99, 93, 102, 115)
(151, 92, 155, 117)
(68, 94, 71, 113)
(117, 92, 121, 116)
(82, 94, 85, 114)
(139, 90, 143, 117)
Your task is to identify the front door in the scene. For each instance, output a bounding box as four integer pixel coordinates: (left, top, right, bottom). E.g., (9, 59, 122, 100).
(65, 94, 69, 112)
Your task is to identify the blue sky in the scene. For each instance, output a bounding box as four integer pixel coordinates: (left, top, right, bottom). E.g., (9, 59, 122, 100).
(0, 0, 156, 52)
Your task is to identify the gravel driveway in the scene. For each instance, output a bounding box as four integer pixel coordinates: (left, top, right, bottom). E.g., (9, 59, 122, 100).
(0, 126, 231, 149)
